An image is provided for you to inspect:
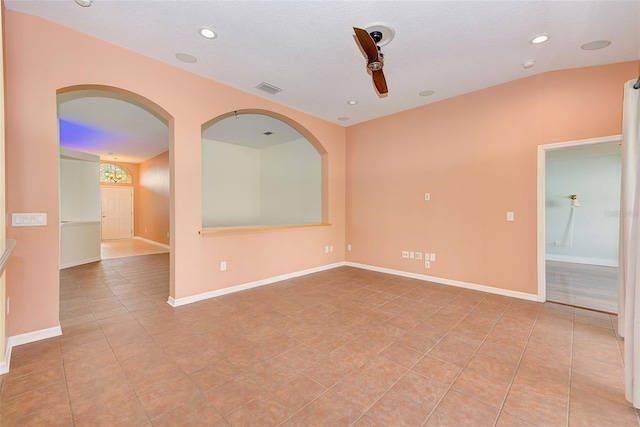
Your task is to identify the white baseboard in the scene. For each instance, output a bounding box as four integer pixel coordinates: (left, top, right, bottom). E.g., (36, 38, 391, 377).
(168, 262, 347, 307)
(168, 260, 539, 307)
(345, 262, 540, 302)
(0, 325, 62, 375)
(0, 346, 10, 375)
(545, 254, 618, 268)
(60, 256, 102, 269)
(133, 236, 170, 250)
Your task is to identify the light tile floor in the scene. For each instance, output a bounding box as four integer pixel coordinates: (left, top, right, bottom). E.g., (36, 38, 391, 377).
(1, 255, 638, 426)
(101, 239, 169, 260)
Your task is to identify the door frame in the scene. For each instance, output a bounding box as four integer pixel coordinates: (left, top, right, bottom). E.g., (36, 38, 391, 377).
(537, 134, 621, 302)
(100, 185, 134, 240)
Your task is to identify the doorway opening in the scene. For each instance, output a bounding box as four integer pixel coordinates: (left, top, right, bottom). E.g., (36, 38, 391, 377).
(57, 87, 171, 263)
(538, 135, 621, 313)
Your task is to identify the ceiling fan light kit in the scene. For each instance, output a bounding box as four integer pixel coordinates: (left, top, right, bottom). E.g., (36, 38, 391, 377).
(353, 22, 395, 96)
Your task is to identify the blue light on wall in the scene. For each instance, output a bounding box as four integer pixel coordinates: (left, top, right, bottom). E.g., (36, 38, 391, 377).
(59, 119, 116, 154)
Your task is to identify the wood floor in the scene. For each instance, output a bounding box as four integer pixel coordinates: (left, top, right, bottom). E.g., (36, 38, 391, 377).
(546, 261, 618, 313)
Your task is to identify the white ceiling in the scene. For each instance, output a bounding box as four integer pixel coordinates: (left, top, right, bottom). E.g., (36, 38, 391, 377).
(57, 90, 169, 163)
(7, 0, 640, 163)
(57, 92, 298, 162)
(203, 114, 305, 150)
(547, 141, 621, 161)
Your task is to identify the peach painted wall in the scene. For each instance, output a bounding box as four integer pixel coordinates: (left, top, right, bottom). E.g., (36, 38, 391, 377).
(346, 61, 638, 296)
(138, 151, 170, 245)
(4, 11, 345, 337)
(100, 161, 140, 237)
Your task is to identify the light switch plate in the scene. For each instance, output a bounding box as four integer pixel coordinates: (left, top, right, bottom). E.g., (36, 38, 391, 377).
(12, 213, 47, 227)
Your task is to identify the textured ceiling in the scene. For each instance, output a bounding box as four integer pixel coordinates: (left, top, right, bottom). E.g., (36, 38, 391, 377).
(203, 114, 305, 150)
(7, 0, 640, 162)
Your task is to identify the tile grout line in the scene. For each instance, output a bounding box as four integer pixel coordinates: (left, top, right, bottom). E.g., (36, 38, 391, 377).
(79, 268, 153, 426)
(491, 301, 544, 427)
(270, 282, 425, 426)
(416, 298, 505, 427)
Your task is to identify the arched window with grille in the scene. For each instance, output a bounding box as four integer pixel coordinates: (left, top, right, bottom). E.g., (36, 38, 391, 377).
(100, 162, 132, 184)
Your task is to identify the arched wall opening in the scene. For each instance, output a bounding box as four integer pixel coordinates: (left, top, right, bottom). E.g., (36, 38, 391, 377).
(201, 109, 329, 230)
(56, 84, 176, 295)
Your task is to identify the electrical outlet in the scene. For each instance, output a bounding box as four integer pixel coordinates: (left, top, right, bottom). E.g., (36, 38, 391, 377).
(402, 251, 410, 258)
(430, 253, 436, 261)
(425, 260, 431, 269)
(347, 244, 352, 251)
(424, 253, 430, 260)
(415, 252, 422, 260)
(325, 246, 329, 253)
(330, 246, 334, 253)
(424, 193, 430, 201)
(220, 261, 227, 271)
(409, 251, 415, 259)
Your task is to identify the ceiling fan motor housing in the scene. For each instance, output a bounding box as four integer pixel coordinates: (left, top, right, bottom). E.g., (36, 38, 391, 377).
(370, 31, 383, 44)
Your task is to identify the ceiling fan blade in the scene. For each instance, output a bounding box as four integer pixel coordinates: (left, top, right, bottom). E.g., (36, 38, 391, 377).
(372, 69, 388, 94)
(353, 27, 379, 62)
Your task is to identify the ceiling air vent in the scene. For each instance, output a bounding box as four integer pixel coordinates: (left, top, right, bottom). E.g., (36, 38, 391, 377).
(256, 82, 283, 95)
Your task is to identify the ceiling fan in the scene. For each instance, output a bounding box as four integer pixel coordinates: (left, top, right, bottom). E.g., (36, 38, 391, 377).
(353, 24, 394, 95)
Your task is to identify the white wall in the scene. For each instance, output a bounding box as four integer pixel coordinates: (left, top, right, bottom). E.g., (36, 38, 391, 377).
(202, 138, 321, 228)
(60, 156, 100, 221)
(261, 139, 321, 225)
(59, 148, 101, 268)
(545, 145, 621, 266)
(202, 139, 261, 227)
(60, 222, 101, 268)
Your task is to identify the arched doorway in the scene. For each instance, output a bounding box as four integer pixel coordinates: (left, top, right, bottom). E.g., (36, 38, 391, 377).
(56, 84, 175, 305)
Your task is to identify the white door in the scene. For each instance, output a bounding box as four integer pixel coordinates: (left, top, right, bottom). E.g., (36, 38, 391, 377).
(101, 186, 133, 240)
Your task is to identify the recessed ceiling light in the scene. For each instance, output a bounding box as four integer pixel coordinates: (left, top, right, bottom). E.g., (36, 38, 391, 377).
(337, 117, 350, 121)
(74, 0, 92, 7)
(347, 100, 358, 105)
(530, 34, 550, 44)
(175, 52, 197, 63)
(419, 90, 435, 97)
(199, 27, 217, 39)
(581, 40, 611, 50)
